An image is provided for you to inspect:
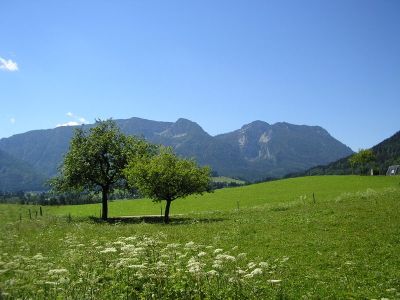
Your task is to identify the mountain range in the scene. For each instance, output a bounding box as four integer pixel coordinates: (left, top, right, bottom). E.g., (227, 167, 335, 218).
(0, 149, 46, 192)
(0, 117, 353, 191)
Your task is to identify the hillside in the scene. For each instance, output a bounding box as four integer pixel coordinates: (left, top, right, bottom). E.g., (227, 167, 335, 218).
(0, 117, 353, 190)
(0, 149, 46, 192)
(294, 130, 400, 176)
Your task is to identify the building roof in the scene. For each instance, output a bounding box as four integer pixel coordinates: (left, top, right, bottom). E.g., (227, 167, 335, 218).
(386, 165, 400, 175)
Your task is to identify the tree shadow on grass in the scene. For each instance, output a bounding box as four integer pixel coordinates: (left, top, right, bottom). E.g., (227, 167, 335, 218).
(88, 215, 226, 225)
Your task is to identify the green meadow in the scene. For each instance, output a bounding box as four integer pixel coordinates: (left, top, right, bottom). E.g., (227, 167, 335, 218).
(1, 175, 400, 299)
(44, 175, 398, 217)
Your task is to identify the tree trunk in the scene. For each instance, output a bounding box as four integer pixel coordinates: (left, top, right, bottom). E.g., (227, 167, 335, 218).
(102, 187, 109, 220)
(164, 199, 172, 224)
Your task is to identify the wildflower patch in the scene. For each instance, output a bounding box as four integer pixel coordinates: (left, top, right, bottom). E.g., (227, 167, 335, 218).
(0, 234, 286, 299)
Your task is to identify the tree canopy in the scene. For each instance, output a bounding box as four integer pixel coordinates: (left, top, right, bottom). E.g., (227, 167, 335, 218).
(50, 119, 154, 220)
(124, 147, 212, 223)
(348, 148, 376, 175)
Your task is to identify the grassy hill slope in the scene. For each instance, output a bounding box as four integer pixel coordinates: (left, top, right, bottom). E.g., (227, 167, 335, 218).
(43, 175, 399, 217)
(1, 175, 399, 298)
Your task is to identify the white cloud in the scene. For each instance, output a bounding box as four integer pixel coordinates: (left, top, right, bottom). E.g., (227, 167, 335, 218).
(10, 117, 16, 124)
(56, 112, 87, 127)
(0, 57, 18, 72)
(56, 121, 81, 127)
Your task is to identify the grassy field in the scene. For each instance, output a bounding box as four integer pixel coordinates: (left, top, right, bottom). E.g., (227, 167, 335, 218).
(1, 175, 400, 298)
(38, 175, 399, 218)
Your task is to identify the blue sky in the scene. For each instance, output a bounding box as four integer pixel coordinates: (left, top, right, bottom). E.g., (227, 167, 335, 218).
(1, 0, 399, 151)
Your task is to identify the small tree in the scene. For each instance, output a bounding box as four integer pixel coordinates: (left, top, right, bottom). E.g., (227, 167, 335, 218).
(348, 149, 376, 175)
(124, 147, 212, 223)
(50, 119, 154, 220)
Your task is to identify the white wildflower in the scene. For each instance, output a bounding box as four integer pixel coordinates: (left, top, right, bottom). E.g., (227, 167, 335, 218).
(166, 243, 180, 249)
(268, 279, 282, 283)
(236, 269, 246, 275)
(281, 256, 289, 263)
(259, 262, 269, 268)
(48, 268, 68, 275)
(156, 261, 167, 268)
(100, 247, 117, 254)
(33, 254, 45, 260)
(216, 254, 235, 261)
(251, 268, 262, 276)
(238, 253, 247, 259)
(187, 259, 202, 274)
(57, 277, 69, 284)
(188, 257, 197, 265)
(185, 241, 195, 248)
(198, 251, 207, 258)
(213, 249, 223, 254)
(113, 241, 126, 246)
(128, 264, 146, 270)
(134, 247, 145, 254)
(247, 262, 256, 269)
(212, 261, 222, 269)
(116, 259, 130, 268)
(121, 244, 136, 252)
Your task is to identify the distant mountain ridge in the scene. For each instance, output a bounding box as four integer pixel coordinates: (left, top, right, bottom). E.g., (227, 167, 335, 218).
(0, 149, 46, 192)
(0, 117, 353, 191)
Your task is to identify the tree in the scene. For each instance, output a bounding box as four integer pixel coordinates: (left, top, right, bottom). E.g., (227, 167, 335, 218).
(348, 149, 376, 175)
(124, 147, 212, 224)
(50, 119, 154, 220)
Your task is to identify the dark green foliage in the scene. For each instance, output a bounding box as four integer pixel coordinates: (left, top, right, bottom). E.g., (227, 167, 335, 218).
(0, 189, 139, 205)
(50, 119, 154, 219)
(124, 147, 212, 223)
(373, 131, 400, 173)
(348, 149, 375, 174)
